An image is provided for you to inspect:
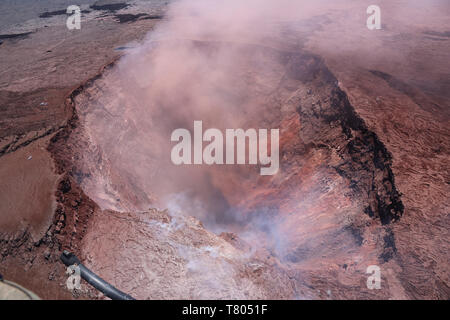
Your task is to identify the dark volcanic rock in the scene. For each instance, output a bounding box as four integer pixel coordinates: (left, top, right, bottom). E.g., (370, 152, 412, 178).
(91, 2, 129, 12)
(114, 13, 148, 23)
(39, 10, 67, 18)
(114, 13, 164, 23)
(0, 32, 33, 40)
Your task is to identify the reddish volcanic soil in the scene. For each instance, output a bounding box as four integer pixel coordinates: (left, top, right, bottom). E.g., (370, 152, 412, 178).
(0, 0, 449, 299)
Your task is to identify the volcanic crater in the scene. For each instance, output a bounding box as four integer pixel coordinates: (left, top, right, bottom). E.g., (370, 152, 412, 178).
(36, 41, 408, 299)
(1, 0, 448, 300)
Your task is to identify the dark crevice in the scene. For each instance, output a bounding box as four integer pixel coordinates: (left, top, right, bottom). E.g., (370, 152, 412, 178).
(379, 228, 397, 262)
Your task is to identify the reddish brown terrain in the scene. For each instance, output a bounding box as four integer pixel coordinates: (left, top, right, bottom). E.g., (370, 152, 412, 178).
(0, 0, 448, 299)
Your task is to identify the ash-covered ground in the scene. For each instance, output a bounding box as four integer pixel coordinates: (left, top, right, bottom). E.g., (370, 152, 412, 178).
(0, 0, 449, 299)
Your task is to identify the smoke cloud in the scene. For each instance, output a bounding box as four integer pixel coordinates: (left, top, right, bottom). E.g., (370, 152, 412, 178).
(74, 0, 326, 260)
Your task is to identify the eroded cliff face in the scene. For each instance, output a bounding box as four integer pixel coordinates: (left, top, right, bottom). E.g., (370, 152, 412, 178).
(291, 53, 404, 225)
